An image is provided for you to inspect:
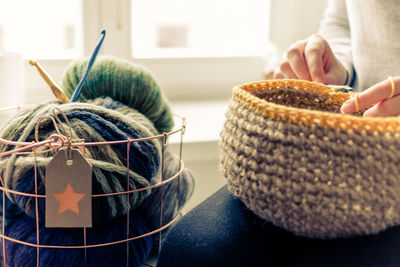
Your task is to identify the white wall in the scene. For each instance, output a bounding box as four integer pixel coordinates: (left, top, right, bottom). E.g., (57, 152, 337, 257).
(269, 0, 328, 54)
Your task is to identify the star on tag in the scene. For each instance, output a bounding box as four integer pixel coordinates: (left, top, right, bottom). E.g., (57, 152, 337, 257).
(53, 183, 85, 214)
(46, 148, 92, 228)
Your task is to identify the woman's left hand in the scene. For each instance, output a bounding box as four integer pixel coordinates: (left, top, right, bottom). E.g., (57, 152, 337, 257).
(340, 76, 400, 117)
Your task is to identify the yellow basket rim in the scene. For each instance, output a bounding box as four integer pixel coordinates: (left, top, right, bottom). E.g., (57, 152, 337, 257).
(233, 79, 400, 133)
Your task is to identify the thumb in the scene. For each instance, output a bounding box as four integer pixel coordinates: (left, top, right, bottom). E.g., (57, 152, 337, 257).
(324, 72, 341, 85)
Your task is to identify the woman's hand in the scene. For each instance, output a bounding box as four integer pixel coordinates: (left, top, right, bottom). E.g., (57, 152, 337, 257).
(341, 77, 400, 117)
(273, 34, 348, 85)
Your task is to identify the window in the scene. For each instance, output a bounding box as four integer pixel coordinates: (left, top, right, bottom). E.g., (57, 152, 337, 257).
(0, 0, 82, 58)
(0, 0, 272, 102)
(131, 0, 270, 58)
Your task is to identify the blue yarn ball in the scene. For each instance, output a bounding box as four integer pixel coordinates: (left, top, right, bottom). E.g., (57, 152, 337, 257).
(0, 100, 162, 225)
(2, 210, 152, 267)
(0, 51, 196, 267)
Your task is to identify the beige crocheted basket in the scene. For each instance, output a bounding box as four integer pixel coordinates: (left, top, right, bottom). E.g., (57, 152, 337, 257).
(219, 79, 400, 238)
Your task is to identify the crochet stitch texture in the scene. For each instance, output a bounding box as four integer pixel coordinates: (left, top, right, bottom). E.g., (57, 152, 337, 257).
(219, 79, 400, 238)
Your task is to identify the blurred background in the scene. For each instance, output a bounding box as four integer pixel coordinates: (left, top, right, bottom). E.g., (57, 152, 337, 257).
(0, 0, 328, 212)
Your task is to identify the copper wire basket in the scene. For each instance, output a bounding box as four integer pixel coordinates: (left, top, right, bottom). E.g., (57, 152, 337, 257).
(0, 105, 187, 267)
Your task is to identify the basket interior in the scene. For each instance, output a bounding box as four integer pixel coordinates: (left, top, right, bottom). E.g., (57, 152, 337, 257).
(251, 88, 362, 115)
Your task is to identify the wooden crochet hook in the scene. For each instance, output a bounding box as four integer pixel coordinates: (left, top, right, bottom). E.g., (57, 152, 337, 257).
(29, 60, 70, 104)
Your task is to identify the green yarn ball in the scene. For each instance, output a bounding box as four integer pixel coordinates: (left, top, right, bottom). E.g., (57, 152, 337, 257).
(61, 56, 174, 134)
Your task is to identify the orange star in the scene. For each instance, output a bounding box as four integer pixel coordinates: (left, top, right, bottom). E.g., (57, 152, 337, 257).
(53, 183, 85, 214)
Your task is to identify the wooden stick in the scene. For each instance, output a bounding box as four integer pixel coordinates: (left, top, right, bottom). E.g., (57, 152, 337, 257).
(29, 60, 70, 104)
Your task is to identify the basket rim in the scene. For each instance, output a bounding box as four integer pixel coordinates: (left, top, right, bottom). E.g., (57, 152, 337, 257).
(0, 112, 186, 158)
(233, 79, 400, 133)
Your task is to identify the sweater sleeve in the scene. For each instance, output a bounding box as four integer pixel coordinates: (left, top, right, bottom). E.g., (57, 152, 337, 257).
(318, 0, 354, 85)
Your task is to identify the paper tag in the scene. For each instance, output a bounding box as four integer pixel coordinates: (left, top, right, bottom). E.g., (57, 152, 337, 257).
(45, 148, 92, 228)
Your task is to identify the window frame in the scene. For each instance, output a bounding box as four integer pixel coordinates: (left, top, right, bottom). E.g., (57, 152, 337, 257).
(25, 0, 273, 102)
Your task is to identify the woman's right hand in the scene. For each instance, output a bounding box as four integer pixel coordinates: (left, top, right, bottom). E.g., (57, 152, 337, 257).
(273, 34, 348, 85)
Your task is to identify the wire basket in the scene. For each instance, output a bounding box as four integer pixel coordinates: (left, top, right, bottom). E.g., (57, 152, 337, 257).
(220, 79, 400, 239)
(0, 105, 187, 267)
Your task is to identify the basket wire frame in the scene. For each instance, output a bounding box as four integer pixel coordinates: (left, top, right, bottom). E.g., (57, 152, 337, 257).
(0, 107, 187, 267)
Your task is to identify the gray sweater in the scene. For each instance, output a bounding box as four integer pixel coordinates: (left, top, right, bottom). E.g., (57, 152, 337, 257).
(319, 0, 400, 91)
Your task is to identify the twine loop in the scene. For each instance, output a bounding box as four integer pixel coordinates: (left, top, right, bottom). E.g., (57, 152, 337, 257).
(33, 107, 84, 155)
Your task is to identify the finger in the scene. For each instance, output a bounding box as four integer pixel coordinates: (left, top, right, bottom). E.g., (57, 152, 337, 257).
(325, 71, 343, 85)
(341, 77, 399, 114)
(363, 95, 400, 117)
(279, 60, 298, 79)
(286, 41, 311, 80)
(273, 68, 285, 79)
(304, 41, 325, 83)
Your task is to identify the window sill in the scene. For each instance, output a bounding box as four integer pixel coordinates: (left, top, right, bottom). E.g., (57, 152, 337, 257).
(169, 100, 228, 144)
(24, 54, 269, 102)
(168, 100, 229, 162)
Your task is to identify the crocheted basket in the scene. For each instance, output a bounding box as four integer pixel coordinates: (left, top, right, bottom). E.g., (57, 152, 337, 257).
(219, 79, 400, 239)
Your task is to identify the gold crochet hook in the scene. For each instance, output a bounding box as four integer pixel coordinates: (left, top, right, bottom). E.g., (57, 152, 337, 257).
(29, 60, 70, 104)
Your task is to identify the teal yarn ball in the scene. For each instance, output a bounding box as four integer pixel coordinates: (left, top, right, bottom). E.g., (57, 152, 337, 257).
(61, 56, 174, 134)
(0, 99, 161, 225)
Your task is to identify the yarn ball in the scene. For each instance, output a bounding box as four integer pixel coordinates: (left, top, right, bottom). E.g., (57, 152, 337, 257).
(220, 80, 400, 238)
(0, 54, 195, 266)
(138, 150, 195, 251)
(0, 99, 161, 225)
(61, 56, 174, 134)
(2, 209, 152, 267)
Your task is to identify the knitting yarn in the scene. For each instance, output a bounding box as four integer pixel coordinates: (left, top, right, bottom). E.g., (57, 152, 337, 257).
(0, 99, 161, 224)
(138, 150, 195, 250)
(2, 209, 152, 267)
(0, 55, 194, 266)
(220, 79, 400, 238)
(89, 99, 195, 238)
(61, 56, 174, 134)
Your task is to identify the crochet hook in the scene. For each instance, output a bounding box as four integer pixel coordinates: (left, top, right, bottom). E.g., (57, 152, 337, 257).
(70, 29, 106, 102)
(327, 84, 353, 93)
(29, 60, 70, 104)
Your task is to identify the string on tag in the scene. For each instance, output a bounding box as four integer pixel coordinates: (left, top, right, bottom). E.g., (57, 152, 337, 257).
(32, 107, 84, 155)
(51, 107, 74, 162)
